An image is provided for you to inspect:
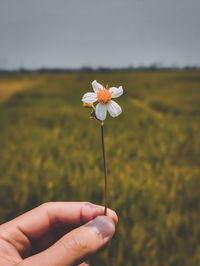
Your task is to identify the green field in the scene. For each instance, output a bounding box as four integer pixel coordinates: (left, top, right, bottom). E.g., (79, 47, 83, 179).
(0, 71, 200, 265)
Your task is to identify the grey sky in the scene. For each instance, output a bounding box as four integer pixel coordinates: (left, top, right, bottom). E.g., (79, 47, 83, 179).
(0, 0, 200, 69)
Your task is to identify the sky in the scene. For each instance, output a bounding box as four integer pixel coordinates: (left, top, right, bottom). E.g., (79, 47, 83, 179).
(0, 0, 200, 69)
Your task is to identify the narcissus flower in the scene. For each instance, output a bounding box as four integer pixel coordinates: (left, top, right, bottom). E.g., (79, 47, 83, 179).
(82, 80, 123, 121)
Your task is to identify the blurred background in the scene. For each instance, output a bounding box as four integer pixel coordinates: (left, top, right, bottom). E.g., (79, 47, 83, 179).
(0, 0, 200, 265)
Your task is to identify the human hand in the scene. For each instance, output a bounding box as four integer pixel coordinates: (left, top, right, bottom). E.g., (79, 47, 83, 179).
(0, 202, 118, 266)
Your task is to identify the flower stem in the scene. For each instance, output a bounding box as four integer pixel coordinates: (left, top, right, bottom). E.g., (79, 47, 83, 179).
(101, 123, 108, 216)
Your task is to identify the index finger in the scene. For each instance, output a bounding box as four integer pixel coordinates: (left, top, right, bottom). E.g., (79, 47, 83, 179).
(4, 202, 118, 239)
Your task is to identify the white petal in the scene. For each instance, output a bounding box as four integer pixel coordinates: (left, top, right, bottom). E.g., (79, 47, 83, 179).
(82, 92, 97, 103)
(109, 86, 123, 98)
(92, 80, 104, 93)
(95, 103, 107, 120)
(107, 100, 122, 117)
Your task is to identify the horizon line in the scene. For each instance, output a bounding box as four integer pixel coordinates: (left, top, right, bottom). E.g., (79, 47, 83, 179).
(0, 64, 200, 73)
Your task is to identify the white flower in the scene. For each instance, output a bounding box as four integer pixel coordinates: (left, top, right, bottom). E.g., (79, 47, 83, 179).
(82, 80, 123, 121)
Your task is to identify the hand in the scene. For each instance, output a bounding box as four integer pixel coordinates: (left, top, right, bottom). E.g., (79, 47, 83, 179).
(0, 202, 118, 266)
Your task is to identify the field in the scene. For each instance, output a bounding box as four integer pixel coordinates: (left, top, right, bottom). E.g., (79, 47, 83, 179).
(0, 70, 200, 265)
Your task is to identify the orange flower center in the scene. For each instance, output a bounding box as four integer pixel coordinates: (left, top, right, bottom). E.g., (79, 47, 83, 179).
(97, 85, 112, 105)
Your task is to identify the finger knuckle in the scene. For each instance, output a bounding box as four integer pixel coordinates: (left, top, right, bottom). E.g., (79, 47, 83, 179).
(40, 202, 53, 209)
(0, 227, 10, 241)
(71, 234, 88, 251)
(64, 234, 88, 253)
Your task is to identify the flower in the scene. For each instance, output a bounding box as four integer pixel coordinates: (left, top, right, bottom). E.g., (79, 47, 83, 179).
(82, 80, 123, 121)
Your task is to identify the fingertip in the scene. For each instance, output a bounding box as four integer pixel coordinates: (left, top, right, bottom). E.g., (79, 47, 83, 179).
(107, 208, 118, 225)
(87, 216, 115, 241)
(81, 203, 104, 223)
(80, 202, 118, 225)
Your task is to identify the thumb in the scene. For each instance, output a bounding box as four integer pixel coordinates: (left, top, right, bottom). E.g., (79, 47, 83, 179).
(22, 216, 115, 266)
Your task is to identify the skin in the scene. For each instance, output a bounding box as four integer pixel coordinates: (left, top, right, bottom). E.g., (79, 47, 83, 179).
(0, 202, 118, 266)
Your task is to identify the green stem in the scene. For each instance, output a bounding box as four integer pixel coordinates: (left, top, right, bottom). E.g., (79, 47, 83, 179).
(101, 123, 108, 216)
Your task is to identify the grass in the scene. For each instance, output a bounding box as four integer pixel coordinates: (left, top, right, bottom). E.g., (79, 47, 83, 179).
(0, 70, 200, 265)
